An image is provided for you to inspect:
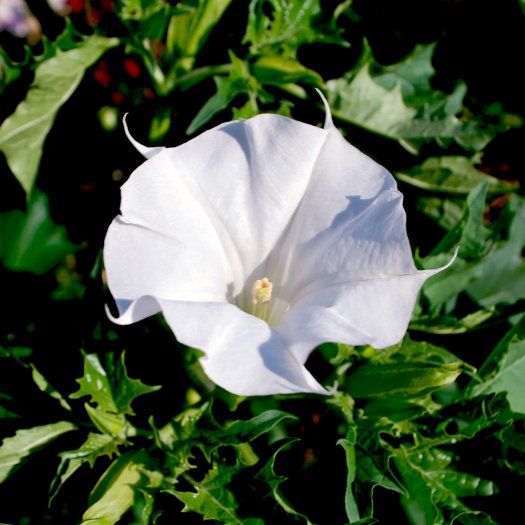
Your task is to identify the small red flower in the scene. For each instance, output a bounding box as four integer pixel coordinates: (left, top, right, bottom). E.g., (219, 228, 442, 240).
(68, 0, 85, 13)
(124, 59, 141, 79)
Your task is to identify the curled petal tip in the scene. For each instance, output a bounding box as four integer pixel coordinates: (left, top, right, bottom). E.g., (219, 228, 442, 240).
(122, 114, 165, 159)
(315, 88, 334, 130)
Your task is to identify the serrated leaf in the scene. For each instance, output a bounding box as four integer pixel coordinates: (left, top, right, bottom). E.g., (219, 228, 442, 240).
(0, 190, 79, 274)
(0, 34, 118, 196)
(470, 316, 525, 413)
(396, 156, 517, 195)
(346, 362, 463, 400)
(81, 451, 156, 525)
(327, 47, 499, 152)
(0, 421, 76, 484)
(71, 352, 159, 416)
(256, 439, 315, 524)
(50, 433, 119, 504)
(167, 461, 264, 524)
(114, 353, 161, 415)
(71, 353, 117, 412)
(244, 0, 329, 58)
(393, 447, 496, 525)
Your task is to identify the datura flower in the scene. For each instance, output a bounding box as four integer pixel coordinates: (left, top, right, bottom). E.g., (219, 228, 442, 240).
(104, 92, 455, 396)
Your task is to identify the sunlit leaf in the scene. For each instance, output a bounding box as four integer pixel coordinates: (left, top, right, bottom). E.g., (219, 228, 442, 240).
(50, 433, 120, 503)
(0, 35, 118, 196)
(81, 451, 158, 525)
(347, 361, 463, 400)
(71, 352, 160, 416)
(168, 461, 264, 524)
(470, 316, 525, 413)
(396, 156, 517, 195)
(0, 421, 76, 484)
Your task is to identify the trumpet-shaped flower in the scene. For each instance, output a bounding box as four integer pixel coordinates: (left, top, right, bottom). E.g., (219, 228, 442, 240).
(104, 94, 455, 396)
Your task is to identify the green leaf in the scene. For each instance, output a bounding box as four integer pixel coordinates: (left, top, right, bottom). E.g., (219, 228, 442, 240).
(326, 46, 500, 152)
(81, 451, 157, 525)
(338, 433, 361, 523)
(469, 316, 525, 413)
(0, 421, 76, 484)
(251, 55, 322, 85)
(71, 353, 118, 413)
(244, 0, 333, 58)
(168, 461, 264, 524)
(393, 447, 496, 525)
(71, 352, 160, 416)
(396, 156, 517, 195)
(0, 34, 118, 196)
(167, 0, 233, 73)
(212, 409, 297, 444)
(0, 190, 79, 274)
(346, 362, 463, 400)
(465, 195, 525, 308)
(30, 364, 72, 411)
(256, 439, 315, 524)
(50, 433, 119, 504)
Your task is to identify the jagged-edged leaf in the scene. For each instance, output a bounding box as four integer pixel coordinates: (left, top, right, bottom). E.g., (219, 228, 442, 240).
(393, 447, 496, 525)
(81, 451, 158, 525)
(470, 316, 525, 413)
(326, 46, 501, 152)
(0, 190, 79, 274)
(346, 362, 463, 400)
(85, 404, 129, 437)
(168, 461, 263, 524)
(0, 34, 118, 196)
(71, 352, 159, 416)
(256, 439, 314, 524)
(397, 156, 517, 195)
(244, 0, 333, 57)
(465, 195, 525, 308)
(0, 421, 76, 483)
(50, 433, 119, 503)
(355, 447, 405, 519)
(421, 183, 490, 314)
(71, 353, 117, 412)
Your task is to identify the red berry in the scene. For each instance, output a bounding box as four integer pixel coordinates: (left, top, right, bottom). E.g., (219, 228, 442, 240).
(112, 91, 124, 104)
(94, 68, 111, 88)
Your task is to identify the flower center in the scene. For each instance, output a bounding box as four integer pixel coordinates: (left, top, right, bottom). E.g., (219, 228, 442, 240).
(251, 277, 273, 304)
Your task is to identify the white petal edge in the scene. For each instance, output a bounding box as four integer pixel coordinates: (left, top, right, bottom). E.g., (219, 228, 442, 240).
(156, 299, 329, 396)
(276, 248, 459, 364)
(123, 114, 165, 159)
(315, 88, 334, 130)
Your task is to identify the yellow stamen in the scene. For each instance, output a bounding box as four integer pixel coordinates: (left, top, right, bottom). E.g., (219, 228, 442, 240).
(252, 277, 273, 305)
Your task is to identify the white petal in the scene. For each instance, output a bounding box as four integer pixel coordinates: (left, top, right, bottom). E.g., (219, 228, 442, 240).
(272, 126, 411, 305)
(277, 259, 455, 365)
(164, 116, 328, 293)
(156, 300, 329, 396)
(123, 114, 165, 159)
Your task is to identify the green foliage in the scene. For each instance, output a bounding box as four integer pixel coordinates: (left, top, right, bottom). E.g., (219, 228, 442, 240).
(0, 190, 78, 274)
(0, 34, 117, 196)
(0, 421, 76, 484)
(71, 352, 160, 416)
(1, 1, 524, 523)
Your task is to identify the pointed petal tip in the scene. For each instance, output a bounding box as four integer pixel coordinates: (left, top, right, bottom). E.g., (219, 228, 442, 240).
(315, 88, 334, 130)
(122, 114, 165, 160)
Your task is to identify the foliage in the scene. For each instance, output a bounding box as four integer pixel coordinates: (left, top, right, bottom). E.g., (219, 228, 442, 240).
(1, 0, 524, 523)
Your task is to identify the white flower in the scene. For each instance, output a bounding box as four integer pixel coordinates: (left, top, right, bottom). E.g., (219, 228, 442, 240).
(104, 92, 455, 396)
